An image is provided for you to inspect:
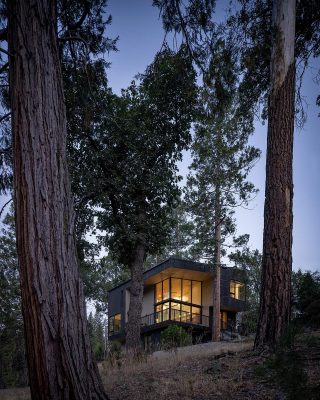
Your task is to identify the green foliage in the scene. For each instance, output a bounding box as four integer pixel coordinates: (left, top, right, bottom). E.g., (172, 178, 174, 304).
(0, 211, 28, 388)
(228, 0, 320, 124)
(66, 45, 197, 270)
(88, 312, 106, 361)
(160, 325, 192, 350)
(292, 270, 320, 327)
(255, 325, 309, 400)
(184, 38, 260, 264)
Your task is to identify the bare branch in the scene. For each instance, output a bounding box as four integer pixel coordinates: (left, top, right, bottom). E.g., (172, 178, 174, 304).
(0, 62, 9, 75)
(0, 47, 13, 57)
(0, 112, 11, 124)
(68, 1, 90, 30)
(0, 198, 12, 219)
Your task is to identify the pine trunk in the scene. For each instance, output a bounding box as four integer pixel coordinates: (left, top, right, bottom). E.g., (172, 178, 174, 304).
(8, 1, 108, 398)
(212, 193, 221, 342)
(126, 241, 146, 352)
(254, 0, 296, 350)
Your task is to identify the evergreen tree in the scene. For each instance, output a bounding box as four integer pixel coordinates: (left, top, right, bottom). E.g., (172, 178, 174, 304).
(0, 211, 27, 388)
(184, 40, 260, 340)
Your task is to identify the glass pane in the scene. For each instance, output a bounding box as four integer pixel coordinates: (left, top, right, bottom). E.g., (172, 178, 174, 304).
(171, 302, 181, 321)
(181, 304, 191, 322)
(191, 307, 200, 324)
(230, 281, 236, 298)
(182, 280, 191, 303)
(162, 302, 170, 321)
(220, 311, 227, 330)
(163, 279, 170, 300)
(192, 281, 201, 305)
(155, 304, 162, 323)
(171, 278, 182, 301)
(114, 314, 121, 333)
(155, 282, 162, 303)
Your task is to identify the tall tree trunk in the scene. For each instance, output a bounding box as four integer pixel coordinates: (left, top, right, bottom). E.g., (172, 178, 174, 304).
(212, 191, 221, 342)
(254, 0, 296, 350)
(8, 1, 108, 399)
(126, 241, 146, 352)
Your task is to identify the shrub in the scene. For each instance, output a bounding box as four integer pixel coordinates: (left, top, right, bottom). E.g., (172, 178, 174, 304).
(160, 325, 192, 350)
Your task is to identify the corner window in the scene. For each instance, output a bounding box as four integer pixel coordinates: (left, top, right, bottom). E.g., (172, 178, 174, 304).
(230, 280, 245, 301)
(109, 313, 121, 336)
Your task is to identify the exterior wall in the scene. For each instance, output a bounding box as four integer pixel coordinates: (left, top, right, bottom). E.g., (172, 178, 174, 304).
(141, 286, 154, 317)
(202, 277, 213, 317)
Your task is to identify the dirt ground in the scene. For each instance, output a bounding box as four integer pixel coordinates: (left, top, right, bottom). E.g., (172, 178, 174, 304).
(102, 332, 320, 400)
(1, 332, 319, 400)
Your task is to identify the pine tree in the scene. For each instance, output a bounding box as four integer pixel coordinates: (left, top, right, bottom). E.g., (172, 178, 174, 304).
(0, 211, 27, 388)
(184, 40, 260, 340)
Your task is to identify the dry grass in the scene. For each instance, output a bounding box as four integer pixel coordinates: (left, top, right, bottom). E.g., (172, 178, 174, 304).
(0, 388, 30, 400)
(101, 340, 278, 400)
(2, 332, 320, 400)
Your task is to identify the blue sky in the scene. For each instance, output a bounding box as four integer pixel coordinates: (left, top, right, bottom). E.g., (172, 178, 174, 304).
(104, 0, 319, 272)
(0, 0, 319, 272)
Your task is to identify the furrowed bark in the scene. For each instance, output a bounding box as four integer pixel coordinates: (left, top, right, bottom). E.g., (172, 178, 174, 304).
(8, 1, 108, 398)
(126, 241, 146, 352)
(254, 0, 296, 350)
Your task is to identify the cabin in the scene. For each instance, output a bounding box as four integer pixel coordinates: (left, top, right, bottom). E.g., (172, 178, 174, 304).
(108, 258, 246, 348)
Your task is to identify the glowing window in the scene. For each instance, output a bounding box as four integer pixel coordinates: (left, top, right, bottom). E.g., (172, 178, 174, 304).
(109, 313, 121, 336)
(171, 278, 182, 301)
(230, 280, 245, 301)
(182, 280, 191, 303)
(192, 281, 201, 305)
(163, 279, 170, 300)
(155, 282, 162, 303)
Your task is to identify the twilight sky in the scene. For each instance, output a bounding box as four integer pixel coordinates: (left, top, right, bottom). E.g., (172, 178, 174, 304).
(0, 1, 319, 272)
(104, 0, 319, 272)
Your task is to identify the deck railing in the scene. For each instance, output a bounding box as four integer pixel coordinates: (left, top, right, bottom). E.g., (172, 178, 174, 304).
(141, 310, 210, 328)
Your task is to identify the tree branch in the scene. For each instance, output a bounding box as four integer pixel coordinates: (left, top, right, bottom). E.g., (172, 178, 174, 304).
(0, 112, 11, 124)
(0, 47, 13, 57)
(0, 62, 9, 75)
(68, 1, 90, 30)
(0, 198, 12, 219)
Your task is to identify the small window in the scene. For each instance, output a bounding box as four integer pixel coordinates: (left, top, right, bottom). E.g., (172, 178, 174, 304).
(109, 313, 121, 336)
(230, 280, 245, 301)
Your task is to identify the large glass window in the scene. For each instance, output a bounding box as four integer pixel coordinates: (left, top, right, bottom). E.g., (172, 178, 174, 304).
(230, 280, 245, 301)
(182, 280, 191, 303)
(109, 313, 121, 336)
(155, 282, 162, 303)
(163, 279, 170, 300)
(154, 278, 203, 324)
(192, 281, 201, 305)
(171, 278, 182, 301)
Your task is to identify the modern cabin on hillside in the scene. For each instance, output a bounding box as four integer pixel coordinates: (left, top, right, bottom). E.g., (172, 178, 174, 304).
(108, 258, 246, 348)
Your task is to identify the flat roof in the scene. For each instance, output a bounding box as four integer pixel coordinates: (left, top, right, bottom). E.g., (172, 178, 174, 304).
(108, 257, 231, 293)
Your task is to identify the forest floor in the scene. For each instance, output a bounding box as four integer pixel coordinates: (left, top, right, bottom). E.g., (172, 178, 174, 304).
(102, 330, 320, 400)
(1, 330, 319, 400)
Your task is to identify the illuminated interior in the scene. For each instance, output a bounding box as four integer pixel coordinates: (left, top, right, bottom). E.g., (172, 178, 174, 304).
(230, 280, 245, 301)
(109, 313, 121, 335)
(154, 278, 202, 324)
